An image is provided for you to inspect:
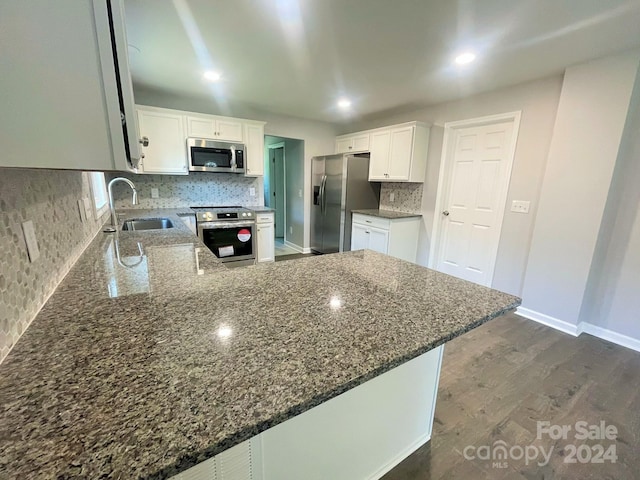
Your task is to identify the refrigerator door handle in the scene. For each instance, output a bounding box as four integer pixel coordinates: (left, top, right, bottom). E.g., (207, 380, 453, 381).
(320, 175, 327, 214)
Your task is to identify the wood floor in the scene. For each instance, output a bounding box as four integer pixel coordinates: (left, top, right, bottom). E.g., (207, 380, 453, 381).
(383, 313, 640, 480)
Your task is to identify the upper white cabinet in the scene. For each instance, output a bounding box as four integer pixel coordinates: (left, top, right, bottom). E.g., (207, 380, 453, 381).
(244, 123, 265, 176)
(336, 122, 430, 182)
(0, 0, 140, 171)
(186, 116, 243, 142)
(335, 133, 370, 154)
(136, 107, 188, 175)
(135, 105, 266, 177)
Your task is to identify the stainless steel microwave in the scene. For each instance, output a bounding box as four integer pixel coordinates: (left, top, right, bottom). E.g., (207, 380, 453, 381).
(187, 138, 246, 173)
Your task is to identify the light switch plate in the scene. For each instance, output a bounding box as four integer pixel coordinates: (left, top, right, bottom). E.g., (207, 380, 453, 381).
(22, 220, 40, 262)
(151, 188, 159, 199)
(389, 192, 395, 202)
(249, 187, 256, 197)
(511, 200, 530, 214)
(83, 197, 93, 221)
(298, 189, 302, 198)
(78, 199, 86, 223)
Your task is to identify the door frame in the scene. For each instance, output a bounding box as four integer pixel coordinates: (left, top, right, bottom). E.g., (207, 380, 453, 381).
(267, 142, 286, 239)
(428, 111, 521, 286)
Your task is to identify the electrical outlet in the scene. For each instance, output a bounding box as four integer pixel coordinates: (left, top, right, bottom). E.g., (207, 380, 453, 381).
(511, 200, 530, 214)
(78, 199, 86, 223)
(22, 221, 40, 262)
(83, 197, 93, 221)
(389, 192, 395, 202)
(151, 188, 159, 199)
(249, 187, 256, 197)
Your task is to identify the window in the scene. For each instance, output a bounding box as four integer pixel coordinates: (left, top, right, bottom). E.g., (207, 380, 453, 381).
(89, 172, 109, 219)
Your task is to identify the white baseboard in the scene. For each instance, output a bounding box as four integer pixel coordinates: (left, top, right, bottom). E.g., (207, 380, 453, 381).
(516, 307, 640, 353)
(516, 307, 580, 336)
(284, 240, 303, 253)
(368, 434, 431, 480)
(580, 323, 640, 353)
(302, 247, 312, 254)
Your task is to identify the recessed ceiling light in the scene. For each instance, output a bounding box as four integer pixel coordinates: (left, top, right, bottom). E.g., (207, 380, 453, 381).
(454, 52, 476, 65)
(337, 98, 351, 109)
(203, 70, 222, 82)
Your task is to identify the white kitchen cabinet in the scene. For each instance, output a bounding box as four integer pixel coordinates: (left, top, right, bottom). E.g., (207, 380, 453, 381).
(256, 212, 275, 263)
(368, 122, 429, 182)
(244, 123, 266, 177)
(186, 115, 243, 142)
(0, 0, 140, 171)
(351, 213, 421, 263)
(335, 133, 370, 154)
(136, 108, 188, 175)
(351, 224, 389, 254)
(336, 122, 429, 182)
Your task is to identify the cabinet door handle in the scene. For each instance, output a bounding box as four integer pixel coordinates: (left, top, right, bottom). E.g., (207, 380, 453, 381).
(139, 136, 149, 147)
(442, 210, 450, 216)
(365, 230, 370, 234)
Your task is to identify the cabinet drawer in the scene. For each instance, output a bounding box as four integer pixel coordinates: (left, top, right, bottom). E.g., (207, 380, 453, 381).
(256, 212, 274, 224)
(352, 213, 390, 230)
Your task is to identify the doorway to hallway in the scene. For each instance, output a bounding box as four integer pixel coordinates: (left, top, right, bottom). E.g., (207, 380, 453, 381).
(264, 135, 305, 258)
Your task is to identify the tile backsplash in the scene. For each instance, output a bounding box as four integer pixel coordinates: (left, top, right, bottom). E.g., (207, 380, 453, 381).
(106, 172, 264, 209)
(379, 183, 423, 214)
(0, 168, 103, 362)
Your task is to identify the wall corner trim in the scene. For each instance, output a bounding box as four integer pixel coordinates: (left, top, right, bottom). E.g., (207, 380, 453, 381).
(516, 307, 581, 336)
(579, 322, 640, 353)
(517, 307, 640, 353)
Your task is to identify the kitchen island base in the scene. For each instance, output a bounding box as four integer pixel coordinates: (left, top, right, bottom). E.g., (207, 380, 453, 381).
(172, 345, 444, 480)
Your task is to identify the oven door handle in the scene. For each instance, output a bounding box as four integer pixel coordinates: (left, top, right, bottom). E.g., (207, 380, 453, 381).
(199, 221, 255, 229)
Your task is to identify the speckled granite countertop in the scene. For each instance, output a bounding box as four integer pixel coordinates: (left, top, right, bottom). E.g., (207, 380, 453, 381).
(352, 208, 422, 219)
(0, 208, 520, 479)
(249, 206, 275, 212)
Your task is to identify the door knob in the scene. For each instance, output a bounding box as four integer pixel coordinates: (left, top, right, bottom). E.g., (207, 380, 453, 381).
(442, 210, 450, 216)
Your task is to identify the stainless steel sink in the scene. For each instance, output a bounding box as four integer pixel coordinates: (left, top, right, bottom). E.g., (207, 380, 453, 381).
(121, 218, 174, 231)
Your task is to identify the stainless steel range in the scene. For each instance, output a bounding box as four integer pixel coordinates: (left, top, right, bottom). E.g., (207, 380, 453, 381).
(192, 206, 256, 266)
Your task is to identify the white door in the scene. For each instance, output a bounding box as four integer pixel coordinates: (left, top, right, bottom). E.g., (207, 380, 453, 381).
(368, 227, 389, 254)
(351, 224, 369, 251)
(369, 130, 390, 180)
(137, 109, 188, 174)
(244, 123, 264, 176)
(217, 119, 244, 142)
(257, 222, 275, 262)
(387, 126, 414, 180)
(434, 115, 519, 286)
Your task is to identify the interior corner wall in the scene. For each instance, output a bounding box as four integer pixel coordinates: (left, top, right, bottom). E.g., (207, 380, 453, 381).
(521, 51, 640, 326)
(578, 60, 640, 340)
(349, 75, 564, 296)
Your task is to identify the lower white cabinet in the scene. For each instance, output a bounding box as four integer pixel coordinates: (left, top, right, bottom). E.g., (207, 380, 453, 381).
(136, 107, 188, 175)
(351, 213, 421, 263)
(256, 212, 275, 263)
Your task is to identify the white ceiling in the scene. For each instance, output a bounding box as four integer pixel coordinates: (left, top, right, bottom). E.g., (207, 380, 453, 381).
(124, 0, 640, 123)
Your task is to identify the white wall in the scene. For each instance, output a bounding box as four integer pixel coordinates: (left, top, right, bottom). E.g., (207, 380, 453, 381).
(579, 61, 640, 340)
(133, 86, 337, 249)
(348, 75, 564, 296)
(521, 51, 639, 326)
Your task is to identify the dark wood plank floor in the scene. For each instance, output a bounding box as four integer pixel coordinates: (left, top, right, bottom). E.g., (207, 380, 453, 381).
(383, 313, 640, 479)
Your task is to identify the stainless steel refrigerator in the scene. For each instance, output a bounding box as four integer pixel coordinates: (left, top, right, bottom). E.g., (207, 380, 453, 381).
(311, 153, 380, 254)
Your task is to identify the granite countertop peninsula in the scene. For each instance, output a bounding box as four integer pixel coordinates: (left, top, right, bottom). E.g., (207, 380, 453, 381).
(0, 208, 520, 479)
(351, 208, 422, 219)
